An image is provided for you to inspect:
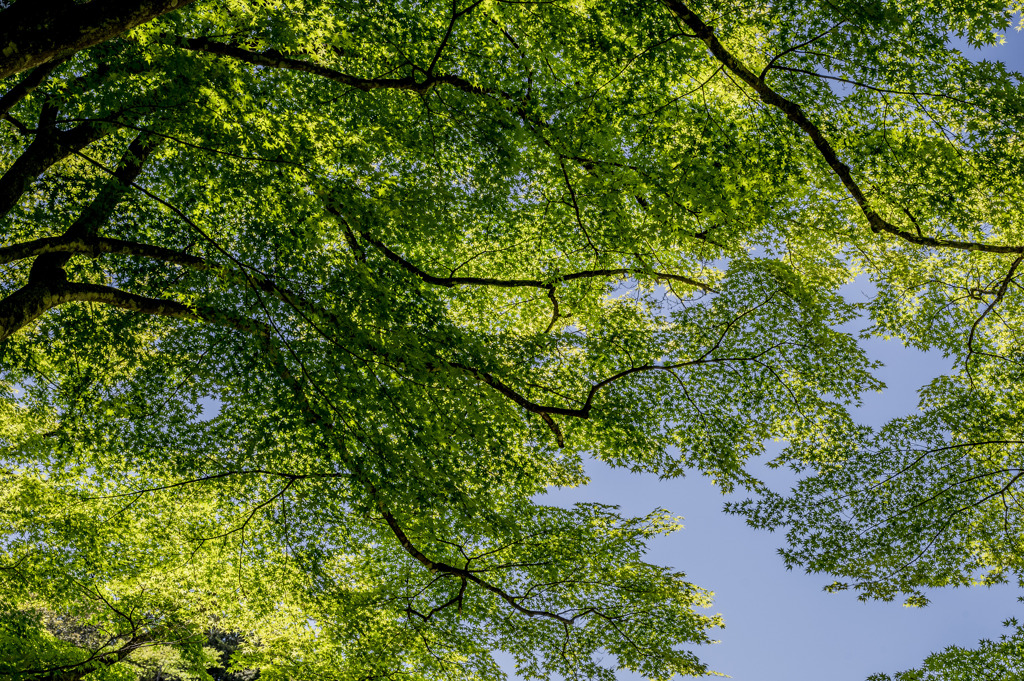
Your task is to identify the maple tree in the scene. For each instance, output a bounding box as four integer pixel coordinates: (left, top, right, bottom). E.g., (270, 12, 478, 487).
(1, 0, 1023, 678)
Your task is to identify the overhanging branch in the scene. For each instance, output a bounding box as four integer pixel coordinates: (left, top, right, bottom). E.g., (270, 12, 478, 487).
(30, 130, 161, 282)
(357, 228, 715, 292)
(0, 235, 204, 267)
(0, 110, 123, 220)
(0, 280, 198, 341)
(0, 0, 196, 80)
(0, 59, 66, 117)
(661, 0, 1024, 255)
(179, 38, 491, 96)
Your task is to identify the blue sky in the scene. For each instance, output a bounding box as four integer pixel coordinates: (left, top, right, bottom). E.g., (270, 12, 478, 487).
(539, 337, 1018, 680)
(515, 26, 1024, 681)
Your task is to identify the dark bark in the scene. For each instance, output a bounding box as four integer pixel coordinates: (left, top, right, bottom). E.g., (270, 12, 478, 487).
(0, 235, 203, 267)
(0, 279, 197, 341)
(661, 0, 1024, 255)
(180, 38, 484, 94)
(0, 0, 196, 80)
(358, 228, 714, 292)
(0, 58, 65, 116)
(29, 130, 159, 281)
(8, 630, 157, 681)
(0, 107, 122, 220)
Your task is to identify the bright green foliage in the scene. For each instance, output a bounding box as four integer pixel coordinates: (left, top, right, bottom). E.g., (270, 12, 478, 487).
(1, 0, 1024, 678)
(0, 603, 212, 681)
(867, 617, 1024, 681)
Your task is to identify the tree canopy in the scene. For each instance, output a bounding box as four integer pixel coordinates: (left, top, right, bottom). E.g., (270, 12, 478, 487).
(1, 0, 1023, 679)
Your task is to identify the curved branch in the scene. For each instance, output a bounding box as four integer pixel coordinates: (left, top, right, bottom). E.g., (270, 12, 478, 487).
(0, 58, 66, 117)
(187, 38, 709, 236)
(0, 279, 197, 341)
(425, 0, 487, 75)
(358, 229, 715, 292)
(448, 355, 734, 420)
(30, 130, 161, 282)
(196, 478, 296, 542)
(758, 23, 844, 82)
(0, 275, 290, 346)
(966, 254, 1024, 363)
(179, 38, 491, 96)
(10, 632, 156, 681)
(544, 286, 561, 334)
(446, 340, 775, 449)
(379, 508, 581, 625)
(0, 111, 122, 220)
(661, 0, 1024, 255)
(0, 235, 204, 267)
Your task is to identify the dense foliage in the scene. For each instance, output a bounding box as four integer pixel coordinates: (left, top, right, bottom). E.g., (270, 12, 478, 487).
(1, 0, 1023, 678)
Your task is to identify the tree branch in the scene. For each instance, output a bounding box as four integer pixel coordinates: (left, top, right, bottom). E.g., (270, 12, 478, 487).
(448, 355, 734, 419)
(0, 0, 196, 80)
(184, 38, 703, 234)
(357, 228, 714, 292)
(29, 130, 160, 282)
(179, 38, 490, 96)
(0, 279, 197, 341)
(661, 0, 1024, 255)
(0, 58, 66, 117)
(0, 235, 204, 268)
(378, 508, 582, 625)
(966, 254, 1024, 364)
(0, 110, 122, 220)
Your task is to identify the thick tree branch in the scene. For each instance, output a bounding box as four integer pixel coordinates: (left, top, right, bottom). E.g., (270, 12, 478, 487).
(0, 235, 203, 267)
(0, 58, 66, 117)
(29, 130, 160, 282)
(0, 0, 196, 80)
(661, 0, 1024, 255)
(0, 279, 197, 341)
(0, 111, 122, 220)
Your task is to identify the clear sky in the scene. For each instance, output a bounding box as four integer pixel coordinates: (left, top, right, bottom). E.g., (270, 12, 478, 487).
(539, 335, 1019, 680)
(514, 28, 1024, 681)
